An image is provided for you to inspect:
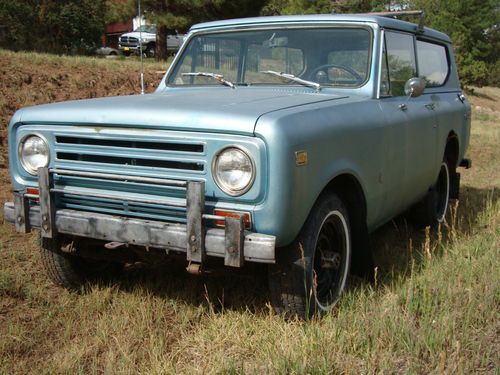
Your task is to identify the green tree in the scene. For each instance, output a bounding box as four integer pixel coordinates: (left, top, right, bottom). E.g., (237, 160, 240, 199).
(110, 0, 267, 60)
(0, 1, 38, 50)
(0, 0, 106, 54)
(410, 0, 499, 87)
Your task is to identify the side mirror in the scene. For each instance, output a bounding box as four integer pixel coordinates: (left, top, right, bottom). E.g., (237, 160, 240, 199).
(404, 77, 426, 98)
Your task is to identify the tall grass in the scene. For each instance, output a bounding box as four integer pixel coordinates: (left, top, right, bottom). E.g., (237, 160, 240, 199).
(0, 52, 499, 374)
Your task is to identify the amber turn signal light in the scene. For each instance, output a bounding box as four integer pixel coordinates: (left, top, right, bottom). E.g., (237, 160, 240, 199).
(26, 187, 40, 196)
(213, 209, 252, 229)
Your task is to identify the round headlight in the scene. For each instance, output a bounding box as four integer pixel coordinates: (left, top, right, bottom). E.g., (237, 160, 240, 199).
(213, 147, 255, 196)
(19, 134, 49, 175)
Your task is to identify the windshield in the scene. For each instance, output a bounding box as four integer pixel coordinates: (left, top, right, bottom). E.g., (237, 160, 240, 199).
(168, 27, 372, 88)
(134, 25, 156, 34)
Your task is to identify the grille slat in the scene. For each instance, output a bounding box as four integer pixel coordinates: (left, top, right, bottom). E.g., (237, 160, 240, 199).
(57, 152, 204, 171)
(55, 135, 205, 172)
(56, 136, 204, 153)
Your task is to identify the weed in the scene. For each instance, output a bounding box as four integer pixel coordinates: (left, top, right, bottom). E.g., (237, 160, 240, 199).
(0, 52, 499, 374)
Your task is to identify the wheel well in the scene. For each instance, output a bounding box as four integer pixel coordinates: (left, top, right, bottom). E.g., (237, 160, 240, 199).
(323, 174, 366, 227)
(322, 174, 373, 279)
(445, 132, 459, 168)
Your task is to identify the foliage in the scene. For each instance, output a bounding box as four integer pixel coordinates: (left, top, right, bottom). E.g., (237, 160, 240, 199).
(411, 0, 499, 87)
(0, 0, 106, 54)
(0, 0, 498, 85)
(108, 0, 267, 59)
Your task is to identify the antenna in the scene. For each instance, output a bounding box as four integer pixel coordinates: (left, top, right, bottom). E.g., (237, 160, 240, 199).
(138, 0, 145, 95)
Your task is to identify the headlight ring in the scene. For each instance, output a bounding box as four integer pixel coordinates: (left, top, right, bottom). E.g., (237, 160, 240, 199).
(212, 146, 255, 196)
(18, 134, 50, 175)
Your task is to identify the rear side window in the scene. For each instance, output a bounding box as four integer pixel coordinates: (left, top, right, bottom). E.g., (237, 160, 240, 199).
(384, 31, 417, 96)
(416, 40, 449, 87)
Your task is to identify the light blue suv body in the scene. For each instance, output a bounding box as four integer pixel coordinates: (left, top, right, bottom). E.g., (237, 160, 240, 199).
(4, 14, 471, 315)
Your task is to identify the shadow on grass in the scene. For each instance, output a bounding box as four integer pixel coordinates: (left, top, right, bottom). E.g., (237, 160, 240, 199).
(87, 185, 497, 314)
(370, 185, 498, 285)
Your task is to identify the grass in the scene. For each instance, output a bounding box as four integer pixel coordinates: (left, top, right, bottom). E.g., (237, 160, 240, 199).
(0, 51, 499, 374)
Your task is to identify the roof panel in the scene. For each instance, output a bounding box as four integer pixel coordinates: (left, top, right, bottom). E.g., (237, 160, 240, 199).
(189, 14, 451, 43)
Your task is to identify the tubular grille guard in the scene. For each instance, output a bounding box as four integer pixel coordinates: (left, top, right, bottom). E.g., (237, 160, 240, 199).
(34, 167, 246, 267)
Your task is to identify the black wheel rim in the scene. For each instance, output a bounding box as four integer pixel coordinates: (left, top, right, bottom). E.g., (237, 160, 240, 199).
(313, 212, 349, 310)
(434, 162, 450, 222)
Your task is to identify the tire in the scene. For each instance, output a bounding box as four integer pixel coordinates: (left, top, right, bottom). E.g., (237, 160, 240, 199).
(40, 237, 122, 290)
(146, 44, 155, 58)
(269, 193, 351, 319)
(412, 160, 452, 228)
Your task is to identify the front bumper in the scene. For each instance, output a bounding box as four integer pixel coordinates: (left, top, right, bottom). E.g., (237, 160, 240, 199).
(4, 167, 275, 267)
(118, 45, 142, 52)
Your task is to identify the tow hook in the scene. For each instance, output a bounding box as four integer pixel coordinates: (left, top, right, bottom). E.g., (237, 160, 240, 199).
(186, 262, 202, 275)
(104, 241, 126, 250)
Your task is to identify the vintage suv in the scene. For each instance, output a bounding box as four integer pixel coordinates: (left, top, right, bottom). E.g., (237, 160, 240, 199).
(4, 12, 471, 318)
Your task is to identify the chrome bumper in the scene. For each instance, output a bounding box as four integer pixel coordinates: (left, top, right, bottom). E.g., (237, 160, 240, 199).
(4, 167, 275, 266)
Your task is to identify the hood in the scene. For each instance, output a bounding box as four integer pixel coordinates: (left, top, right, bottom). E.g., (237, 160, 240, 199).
(120, 31, 155, 38)
(16, 88, 348, 135)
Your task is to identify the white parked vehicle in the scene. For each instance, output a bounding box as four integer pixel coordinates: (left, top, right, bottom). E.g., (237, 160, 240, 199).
(118, 24, 185, 57)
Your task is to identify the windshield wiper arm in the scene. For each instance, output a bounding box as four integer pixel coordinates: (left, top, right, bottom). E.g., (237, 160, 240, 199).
(260, 70, 321, 91)
(182, 72, 235, 89)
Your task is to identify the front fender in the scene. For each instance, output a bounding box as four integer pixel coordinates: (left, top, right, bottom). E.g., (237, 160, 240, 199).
(252, 97, 383, 247)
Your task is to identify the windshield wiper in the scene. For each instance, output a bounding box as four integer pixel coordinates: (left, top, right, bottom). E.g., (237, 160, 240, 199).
(260, 70, 321, 91)
(182, 72, 235, 89)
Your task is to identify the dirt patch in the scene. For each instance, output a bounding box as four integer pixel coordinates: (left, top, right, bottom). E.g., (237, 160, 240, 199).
(0, 50, 164, 168)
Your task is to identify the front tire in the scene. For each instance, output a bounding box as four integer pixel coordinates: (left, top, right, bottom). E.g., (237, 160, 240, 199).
(146, 44, 155, 58)
(269, 193, 351, 319)
(40, 237, 122, 290)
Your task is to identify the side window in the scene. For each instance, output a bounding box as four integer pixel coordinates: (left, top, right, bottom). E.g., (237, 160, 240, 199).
(384, 31, 417, 96)
(417, 40, 449, 87)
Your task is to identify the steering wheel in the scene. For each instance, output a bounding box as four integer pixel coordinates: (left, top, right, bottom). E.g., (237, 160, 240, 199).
(309, 64, 363, 84)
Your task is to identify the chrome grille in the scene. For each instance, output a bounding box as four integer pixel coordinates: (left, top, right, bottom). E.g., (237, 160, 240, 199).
(53, 133, 208, 223)
(55, 135, 205, 173)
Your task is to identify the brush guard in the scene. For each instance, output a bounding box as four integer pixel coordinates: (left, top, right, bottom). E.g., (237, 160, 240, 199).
(4, 167, 275, 268)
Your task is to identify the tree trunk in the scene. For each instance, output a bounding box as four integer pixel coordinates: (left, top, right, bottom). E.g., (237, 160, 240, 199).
(156, 25, 168, 60)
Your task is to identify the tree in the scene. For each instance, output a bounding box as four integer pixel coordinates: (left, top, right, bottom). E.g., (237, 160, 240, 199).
(0, 0, 38, 50)
(109, 0, 267, 60)
(0, 0, 106, 54)
(411, 0, 499, 87)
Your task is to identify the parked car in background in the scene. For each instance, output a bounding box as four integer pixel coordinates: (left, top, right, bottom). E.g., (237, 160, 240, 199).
(94, 46, 121, 57)
(118, 24, 185, 57)
(4, 12, 471, 319)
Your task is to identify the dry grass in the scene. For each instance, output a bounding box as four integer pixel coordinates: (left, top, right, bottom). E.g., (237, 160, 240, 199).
(0, 51, 499, 374)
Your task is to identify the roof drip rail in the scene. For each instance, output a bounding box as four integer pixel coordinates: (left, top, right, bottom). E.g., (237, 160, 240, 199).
(365, 10, 426, 33)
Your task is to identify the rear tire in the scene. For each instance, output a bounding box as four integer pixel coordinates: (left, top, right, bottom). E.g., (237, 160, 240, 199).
(269, 193, 351, 319)
(412, 159, 452, 228)
(40, 237, 122, 290)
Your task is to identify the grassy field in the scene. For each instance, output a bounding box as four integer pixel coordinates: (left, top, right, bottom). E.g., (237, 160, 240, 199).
(0, 50, 499, 374)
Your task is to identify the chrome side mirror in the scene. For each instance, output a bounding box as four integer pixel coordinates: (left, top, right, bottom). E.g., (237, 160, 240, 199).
(404, 77, 426, 98)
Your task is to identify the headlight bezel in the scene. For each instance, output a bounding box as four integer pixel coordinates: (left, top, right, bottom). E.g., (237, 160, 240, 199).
(212, 146, 256, 197)
(18, 133, 50, 175)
